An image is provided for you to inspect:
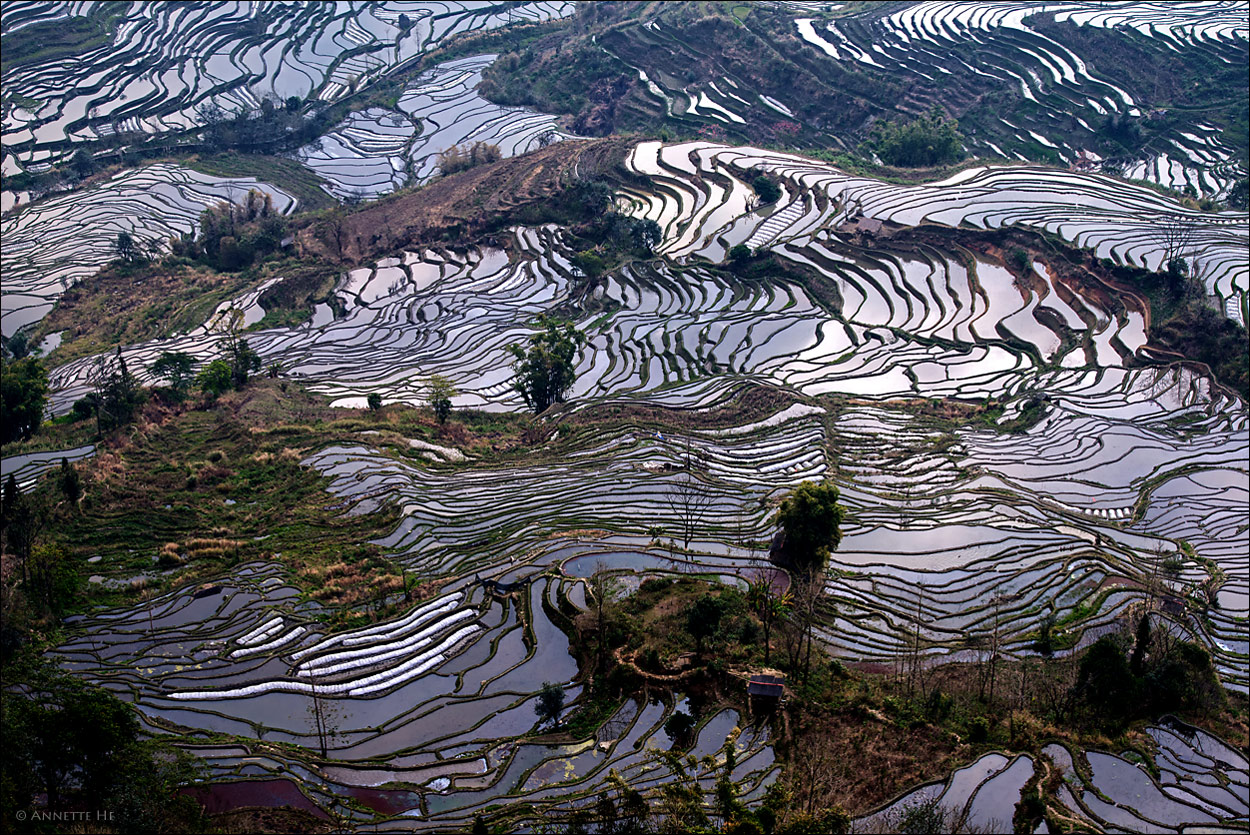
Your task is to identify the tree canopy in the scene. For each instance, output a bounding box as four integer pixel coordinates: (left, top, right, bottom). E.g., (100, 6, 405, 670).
(2, 670, 205, 830)
(508, 317, 585, 413)
(149, 351, 196, 399)
(868, 106, 964, 167)
(773, 481, 845, 579)
(427, 375, 457, 424)
(535, 681, 565, 727)
(1, 356, 48, 444)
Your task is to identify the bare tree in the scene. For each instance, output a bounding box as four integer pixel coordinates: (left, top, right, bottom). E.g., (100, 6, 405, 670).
(907, 583, 928, 699)
(666, 440, 713, 552)
(782, 574, 826, 681)
(589, 562, 620, 676)
(1155, 214, 1199, 275)
(985, 594, 1005, 705)
(305, 666, 342, 758)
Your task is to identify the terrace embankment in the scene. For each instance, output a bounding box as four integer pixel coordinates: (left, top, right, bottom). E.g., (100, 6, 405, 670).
(295, 137, 636, 264)
(841, 222, 1249, 398)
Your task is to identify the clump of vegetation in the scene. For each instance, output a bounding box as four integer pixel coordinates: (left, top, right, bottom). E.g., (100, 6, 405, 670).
(168, 189, 287, 272)
(866, 106, 964, 168)
(578, 575, 764, 679)
(477, 8, 637, 135)
(427, 375, 457, 424)
(509, 316, 585, 413)
(195, 96, 334, 156)
(749, 170, 782, 204)
(0, 354, 48, 444)
(437, 141, 502, 175)
(1073, 617, 1226, 731)
(1152, 303, 1248, 398)
(1, 664, 207, 831)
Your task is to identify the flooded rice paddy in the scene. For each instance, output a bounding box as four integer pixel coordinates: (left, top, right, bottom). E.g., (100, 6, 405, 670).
(3, 3, 1245, 822)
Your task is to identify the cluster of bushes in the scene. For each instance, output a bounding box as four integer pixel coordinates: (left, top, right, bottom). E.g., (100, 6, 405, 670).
(866, 106, 965, 168)
(437, 141, 502, 175)
(1072, 615, 1225, 730)
(1, 667, 206, 832)
(1152, 302, 1248, 398)
(196, 96, 332, 155)
(168, 189, 286, 272)
(525, 178, 663, 281)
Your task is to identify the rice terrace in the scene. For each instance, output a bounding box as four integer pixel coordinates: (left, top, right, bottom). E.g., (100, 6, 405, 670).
(0, 2, 1247, 833)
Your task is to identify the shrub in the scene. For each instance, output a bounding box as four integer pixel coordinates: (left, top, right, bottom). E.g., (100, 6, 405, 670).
(967, 716, 989, 743)
(437, 141, 502, 175)
(868, 106, 964, 167)
(427, 375, 456, 423)
(198, 360, 233, 398)
(664, 710, 696, 746)
(508, 317, 585, 413)
(1010, 248, 1031, 273)
(572, 251, 607, 279)
(752, 174, 781, 204)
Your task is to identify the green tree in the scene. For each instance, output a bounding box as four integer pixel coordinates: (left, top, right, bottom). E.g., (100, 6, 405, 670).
(663, 710, 696, 747)
(536, 681, 566, 728)
(632, 218, 663, 253)
(869, 106, 964, 167)
(93, 349, 143, 433)
(29, 542, 80, 615)
(0, 356, 48, 443)
(686, 593, 726, 654)
(71, 149, 96, 178)
(427, 375, 457, 424)
(773, 481, 845, 580)
(1073, 635, 1135, 724)
(149, 351, 197, 399)
(366, 392, 383, 412)
(728, 243, 752, 265)
(197, 359, 233, 398)
(227, 339, 261, 389)
(6, 490, 44, 588)
(114, 231, 140, 263)
(752, 174, 781, 204)
(572, 250, 607, 279)
(57, 457, 81, 506)
(508, 317, 585, 413)
(4, 331, 31, 359)
(2, 671, 205, 826)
